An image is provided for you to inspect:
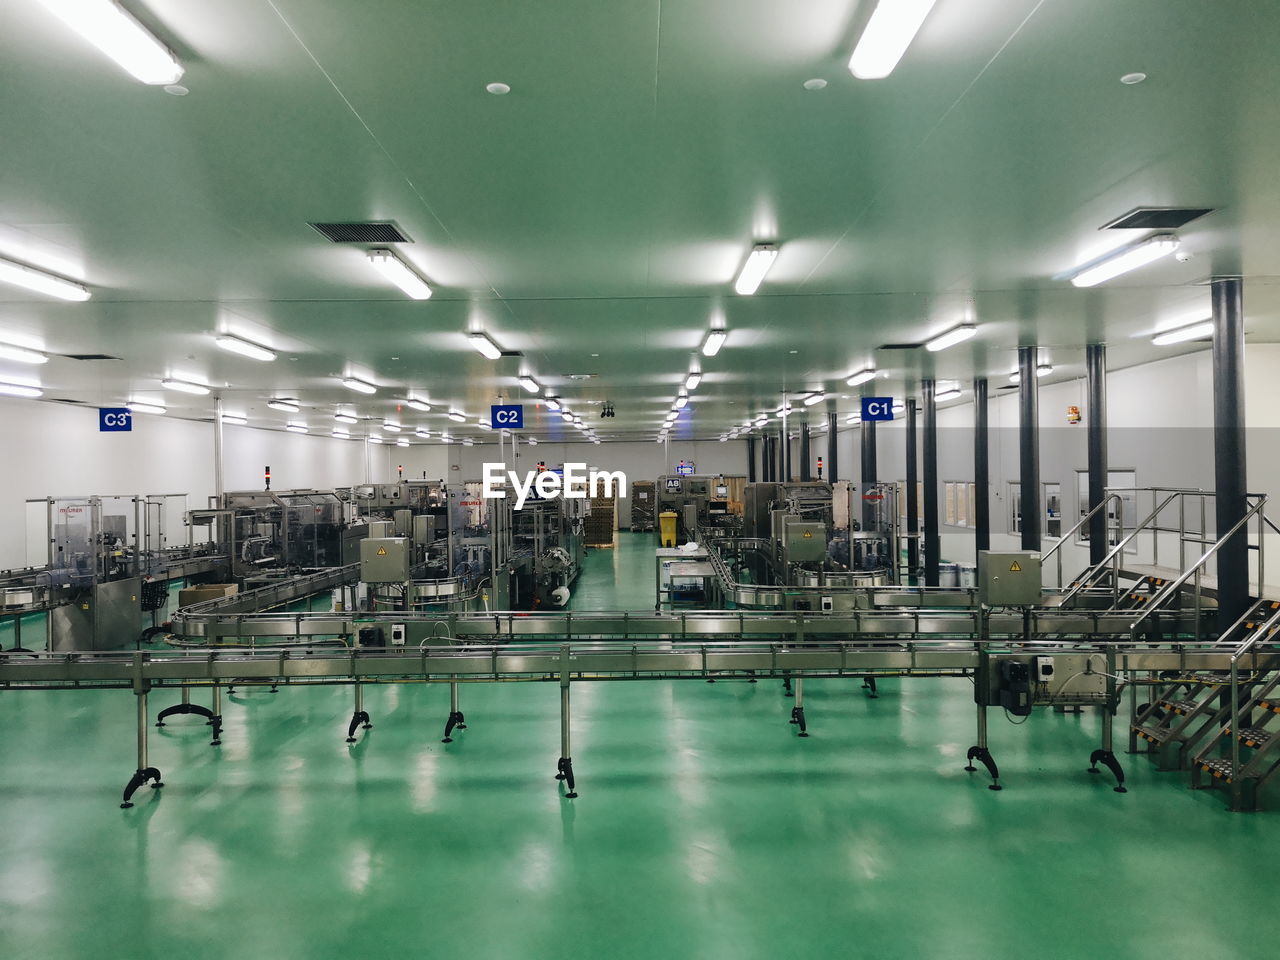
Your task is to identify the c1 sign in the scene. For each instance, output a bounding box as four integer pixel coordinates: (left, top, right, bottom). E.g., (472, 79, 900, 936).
(861, 397, 895, 421)
(490, 404, 524, 429)
(99, 408, 132, 432)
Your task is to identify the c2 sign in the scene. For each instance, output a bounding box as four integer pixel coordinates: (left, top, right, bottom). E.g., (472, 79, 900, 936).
(490, 404, 524, 429)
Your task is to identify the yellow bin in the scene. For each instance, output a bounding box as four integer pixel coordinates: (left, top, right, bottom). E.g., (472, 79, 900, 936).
(659, 511, 679, 548)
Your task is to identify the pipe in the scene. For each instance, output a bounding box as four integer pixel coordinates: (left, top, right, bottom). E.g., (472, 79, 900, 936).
(974, 379, 990, 554)
(906, 398, 920, 583)
(923, 381, 940, 586)
(1086, 344, 1108, 566)
(827, 412, 839, 482)
(1018, 346, 1041, 550)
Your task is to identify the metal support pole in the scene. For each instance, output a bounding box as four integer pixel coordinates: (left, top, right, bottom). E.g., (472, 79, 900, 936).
(1212, 278, 1249, 628)
(906, 398, 920, 583)
(556, 646, 578, 797)
(923, 381, 940, 587)
(860, 420, 877, 530)
(789, 676, 809, 736)
(746, 437, 757, 483)
(121, 689, 163, 808)
(799, 425, 812, 482)
(442, 681, 466, 742)
(137, 691, 149, 771)
(213, 396, 225, 500)
(827, 412, 839, 482)
(346, 680, 371, 742)
(1018, 346, 1041, 550)
(974, 379, 990, 554)
(1086, 344, 1109, 566)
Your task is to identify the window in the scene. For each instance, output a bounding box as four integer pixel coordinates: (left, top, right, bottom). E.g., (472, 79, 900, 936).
(1009, 482, 1022, 534)
(895, 480, 923, 526)
(1045, 482, 1062, 538)
(944, 481, 970, 527)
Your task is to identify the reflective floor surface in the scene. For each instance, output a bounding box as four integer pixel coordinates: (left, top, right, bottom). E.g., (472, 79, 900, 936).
(1, 533, 1277, 959)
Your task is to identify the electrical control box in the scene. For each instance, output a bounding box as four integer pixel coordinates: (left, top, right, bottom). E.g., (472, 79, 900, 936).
(413, 514, 435, 546)
(390, 623, 406, 646)
(821, 595, 834, 614)
(366, 520, 394, 539)
(977, 551, 1042, 606)
(782, 520, 827, 564)
(1035, 656, 1055, 681)
(360, 537, 411, 583)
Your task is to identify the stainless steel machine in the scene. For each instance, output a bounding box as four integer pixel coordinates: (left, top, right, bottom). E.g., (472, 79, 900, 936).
(654, 474, 735, 544)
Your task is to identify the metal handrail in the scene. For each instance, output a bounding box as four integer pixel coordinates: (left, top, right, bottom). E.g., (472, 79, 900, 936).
(1042, 494, 1123, 589)
(1059, 493, 1182, 606)
(1228, 604, 1280, 795)
(1130, 496, 1270, 631)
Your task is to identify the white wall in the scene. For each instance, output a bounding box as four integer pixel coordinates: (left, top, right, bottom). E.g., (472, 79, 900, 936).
(0, 397, 370, 569)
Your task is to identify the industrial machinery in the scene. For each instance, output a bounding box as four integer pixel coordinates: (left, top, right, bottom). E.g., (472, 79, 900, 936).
(654, 474, 739, 544)
(1, 493, 227, 650)
(190, 489, 358, 584)
(631, 480, 656, 532)
(496, 487, 586, 608)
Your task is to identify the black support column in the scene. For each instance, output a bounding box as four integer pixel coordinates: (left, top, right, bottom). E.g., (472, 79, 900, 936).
(860, 420, 878, 529)
(906, 399, 920, 583)
(827, 412, 838, 482)
(974, 379, 990, 554)
(746, 437, 757, 483)
(923, 381, 940, 586)
(1086, 344, 1108, 566)
(778, 423, 788, 482)
(763, 436, 774, 482)
(1212, 278, 1249, 626)
(1018, 346, 1041, 550)
(799, 424, 812, 482)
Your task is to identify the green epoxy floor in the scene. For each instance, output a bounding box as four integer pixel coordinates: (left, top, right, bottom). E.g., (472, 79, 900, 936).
(3, 534, 1278, 959)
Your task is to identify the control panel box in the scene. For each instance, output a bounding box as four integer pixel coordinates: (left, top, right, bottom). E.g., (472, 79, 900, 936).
(360, 537, 411, 583)
(782, 521, 827, 564)
(977, 551, 1042, 606)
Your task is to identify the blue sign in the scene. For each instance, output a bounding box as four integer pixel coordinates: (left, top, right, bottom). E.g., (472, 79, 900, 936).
(99, 408, 132, 432)
(861, 397, 895, 421)
(675, 461, 695, 475)
(490, 404, 524, 429)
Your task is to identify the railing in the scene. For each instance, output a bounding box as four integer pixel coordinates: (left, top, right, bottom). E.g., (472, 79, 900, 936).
(1130, 495, 1271, 640)
(1059, 493, 1182, 607)
(1228, 603, 1280, 789)
(1041, 493, 1124, 591)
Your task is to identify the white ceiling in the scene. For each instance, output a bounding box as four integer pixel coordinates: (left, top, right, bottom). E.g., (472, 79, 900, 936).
(1, 0, 1277, 441)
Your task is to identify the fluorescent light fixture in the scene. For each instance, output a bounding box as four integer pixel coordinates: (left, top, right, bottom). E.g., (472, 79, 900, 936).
(846, 368, 876, 387)
(368, 436, 383, 444)
(0, 341, 49, 365)
(518, 375, 540, 394)
(440, 436, 454, 444)
(925, 324, 977, 352)
(1069, 234, 1180, 287)
(685, 372, 702, 391)
(404, 397, 431, 412)
(267, 399, 300, 413)
(1009, 364, 1054, 383)
(415, 429, 430, 438)
(396, 438, 409, 447)
(734, 244, 779, 295)
(545, 397, 562, 411)
(675, 393, 689, 409)
(0, 256, 90, 301)
(848, 0, 939, 80)
(527, 438, 538, 446)
(127, 401, 165, 415)
(592, 438, 601, 445)
(214, 334, 276, 362)
(0, 381, 43, 399)
(334, 412, 357, 424)
(467, 332, 502, 359)
(701, 327, 727, 357)
(448, 410, 466, 423)
(1153, 319, 1214, 346)
(382, 420, 401, 432)
(367, 249, 432, 300)
(846, 413, 862, 424)
(755, 416, 767, 426)
(332, 430, 351, 439)
(342, 377, 376, 395)
(463, 438, 474, 446)
(36, 0, 184, 85)
(803, 392, 826, 406)
(561, 411, 574, 422)
(162, 378, 210, 395)
(221, 414, 247, 426)
(936, 388, 963, 402)
(285, 423, 308, 434)
(478, 419, 492, 430)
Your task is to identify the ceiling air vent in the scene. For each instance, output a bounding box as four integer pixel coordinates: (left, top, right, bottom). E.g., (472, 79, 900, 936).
(309, 221, 411, 243)
(48, 397, 86, 404)
(62, 353, 121, 361)
(878, 343, 921, 350)
(1101, 207, 1214, 230)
